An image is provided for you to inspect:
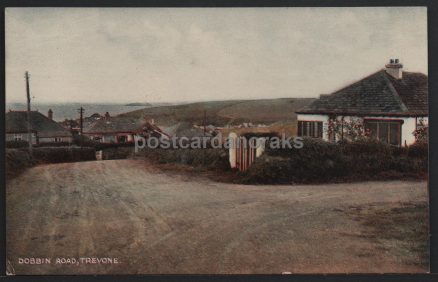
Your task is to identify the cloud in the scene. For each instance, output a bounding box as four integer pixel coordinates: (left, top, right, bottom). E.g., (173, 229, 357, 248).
(6, 7, 427, 104)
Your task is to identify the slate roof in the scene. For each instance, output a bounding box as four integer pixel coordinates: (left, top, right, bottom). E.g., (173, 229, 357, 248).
(84, 117, 146, 133)
(161, 122, 213, 138)
(83, 116, 168, 137)
(6, 111, 72, 138)
(297, 70, 428, 116)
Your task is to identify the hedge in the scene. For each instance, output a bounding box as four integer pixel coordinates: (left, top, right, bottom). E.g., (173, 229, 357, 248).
(135, 147, 230, 171)
(6, 149, 34, 180)
(31, 147, 96, 163)
(239, 138, 428, 184)
(5, 147, 96, 181)
(6, 140, 29, 148)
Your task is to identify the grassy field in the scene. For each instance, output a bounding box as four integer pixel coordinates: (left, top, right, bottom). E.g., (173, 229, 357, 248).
(218, 121, 297, 137)
(118, 98, 315, 127)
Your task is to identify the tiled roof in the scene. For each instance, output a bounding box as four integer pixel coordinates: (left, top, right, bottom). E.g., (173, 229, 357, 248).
(6, 111, 72, 137)
(83, 117, 147, 133)
(83, 116, 168, 137)
(297, 70, 428, 116)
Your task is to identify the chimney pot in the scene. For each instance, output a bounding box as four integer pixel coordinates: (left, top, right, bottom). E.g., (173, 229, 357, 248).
(48, 109, 53, 120)
(385, 59, 403, 79)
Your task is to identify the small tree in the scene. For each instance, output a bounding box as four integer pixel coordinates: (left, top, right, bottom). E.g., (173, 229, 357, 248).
(413, 118, 428, 142)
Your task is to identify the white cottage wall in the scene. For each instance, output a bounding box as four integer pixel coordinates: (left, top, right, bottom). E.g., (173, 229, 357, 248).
(297, 114, 422, 146)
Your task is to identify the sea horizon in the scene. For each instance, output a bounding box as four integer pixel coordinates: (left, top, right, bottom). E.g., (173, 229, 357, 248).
(5, 102, 149, 121)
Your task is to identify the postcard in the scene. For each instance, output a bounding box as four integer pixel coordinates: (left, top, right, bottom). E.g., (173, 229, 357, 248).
(5, 7, 429, 274)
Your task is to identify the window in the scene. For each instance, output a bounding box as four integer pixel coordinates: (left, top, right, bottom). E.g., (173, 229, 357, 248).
(364, 120, 402, 146)
(298, 121, 323, 138)
(14, 134, 22, 141)
(118, 135, 127, 143)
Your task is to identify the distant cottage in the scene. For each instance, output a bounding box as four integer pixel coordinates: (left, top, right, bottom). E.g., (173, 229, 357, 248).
(83, 114, 169, 143)
(296, 59, 428, 146)
(6, 109, 73, 144)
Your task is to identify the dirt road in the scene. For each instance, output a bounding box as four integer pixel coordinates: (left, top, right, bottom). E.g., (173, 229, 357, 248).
(6, 160, 428, 274)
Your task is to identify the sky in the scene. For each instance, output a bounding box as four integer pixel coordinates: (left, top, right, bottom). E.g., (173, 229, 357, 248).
(6, 7, 427, 104)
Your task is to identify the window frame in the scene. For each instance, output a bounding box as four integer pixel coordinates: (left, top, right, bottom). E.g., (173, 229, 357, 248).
(364, 119, 403, 146)
(298, 120, 323, 139)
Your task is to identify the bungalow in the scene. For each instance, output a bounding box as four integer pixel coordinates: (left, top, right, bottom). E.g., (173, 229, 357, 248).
(6, 109, 73, 144)
(296, 59, 428, 146)
(83, 114, 168, 143)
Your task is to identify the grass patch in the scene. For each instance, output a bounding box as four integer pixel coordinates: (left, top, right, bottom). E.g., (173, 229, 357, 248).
(347, 201, 429, 268)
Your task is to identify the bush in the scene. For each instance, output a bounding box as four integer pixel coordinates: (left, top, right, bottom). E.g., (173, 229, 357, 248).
(408, 141, 428, 158)
(6, 140, 29, 148)
(35, 142, 72, 147)
(266, 137, 338, 158)
(101, 147, 134, 160)
(6, 149, 34, 180)
(340, 139, 393, 156)
(242, 132, 280, 139)
(6, 147, 97, 181)
(239, 138, 428, 184)
(73, 134, 135, 150)
(31, 147, 96, 163)
(136, 148, 230, 171)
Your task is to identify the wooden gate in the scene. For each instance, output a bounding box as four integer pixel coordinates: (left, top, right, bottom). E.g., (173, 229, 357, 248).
(234, 136, 257, 172)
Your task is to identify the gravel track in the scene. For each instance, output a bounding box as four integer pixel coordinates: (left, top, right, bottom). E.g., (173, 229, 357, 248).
(6, 160, 428, 274)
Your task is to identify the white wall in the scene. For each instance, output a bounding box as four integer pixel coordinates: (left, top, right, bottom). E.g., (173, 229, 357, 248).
(39, 137, 73, 143)
(297, 114, 424, 146)
(6, 133, 37, 144)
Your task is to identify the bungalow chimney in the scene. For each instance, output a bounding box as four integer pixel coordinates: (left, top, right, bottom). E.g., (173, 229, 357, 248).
(385, 58, 403, 79)
(48, 109, 53, 120)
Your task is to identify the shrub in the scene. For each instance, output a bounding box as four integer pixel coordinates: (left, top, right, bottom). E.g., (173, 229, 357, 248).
(6, 147, 97, 181)
(6, 149, 34, 180)
(101, 147, 134, 160)
(6, 140, 29, 148)
(32, 147, 96, 163)
(35, 142, 72, 147)
(73, 134, 135, 150)
(390, 145, 409, 157)
(137, 148, 230, 171)
(408, 141, 428, 159)
(340, 139, 392, 156)
(266, 137, 338, 158)
(239, 138, 428, 184)
(242, 132, 279, 139)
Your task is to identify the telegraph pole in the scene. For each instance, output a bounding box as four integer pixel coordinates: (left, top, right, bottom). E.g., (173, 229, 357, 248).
(78, 107, 84, 135)
(203, 110, 207, 165)
(25, 71, 33, 154)
(78, 107, 84, 147)
(203, 110, 207, 137)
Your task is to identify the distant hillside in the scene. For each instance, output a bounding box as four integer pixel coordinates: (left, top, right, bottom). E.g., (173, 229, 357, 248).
(118, 98, 315, 127)
(125, 102, 152, 107)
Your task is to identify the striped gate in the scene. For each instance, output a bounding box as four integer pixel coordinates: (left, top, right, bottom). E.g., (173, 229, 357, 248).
(234, 136, 257, 172)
